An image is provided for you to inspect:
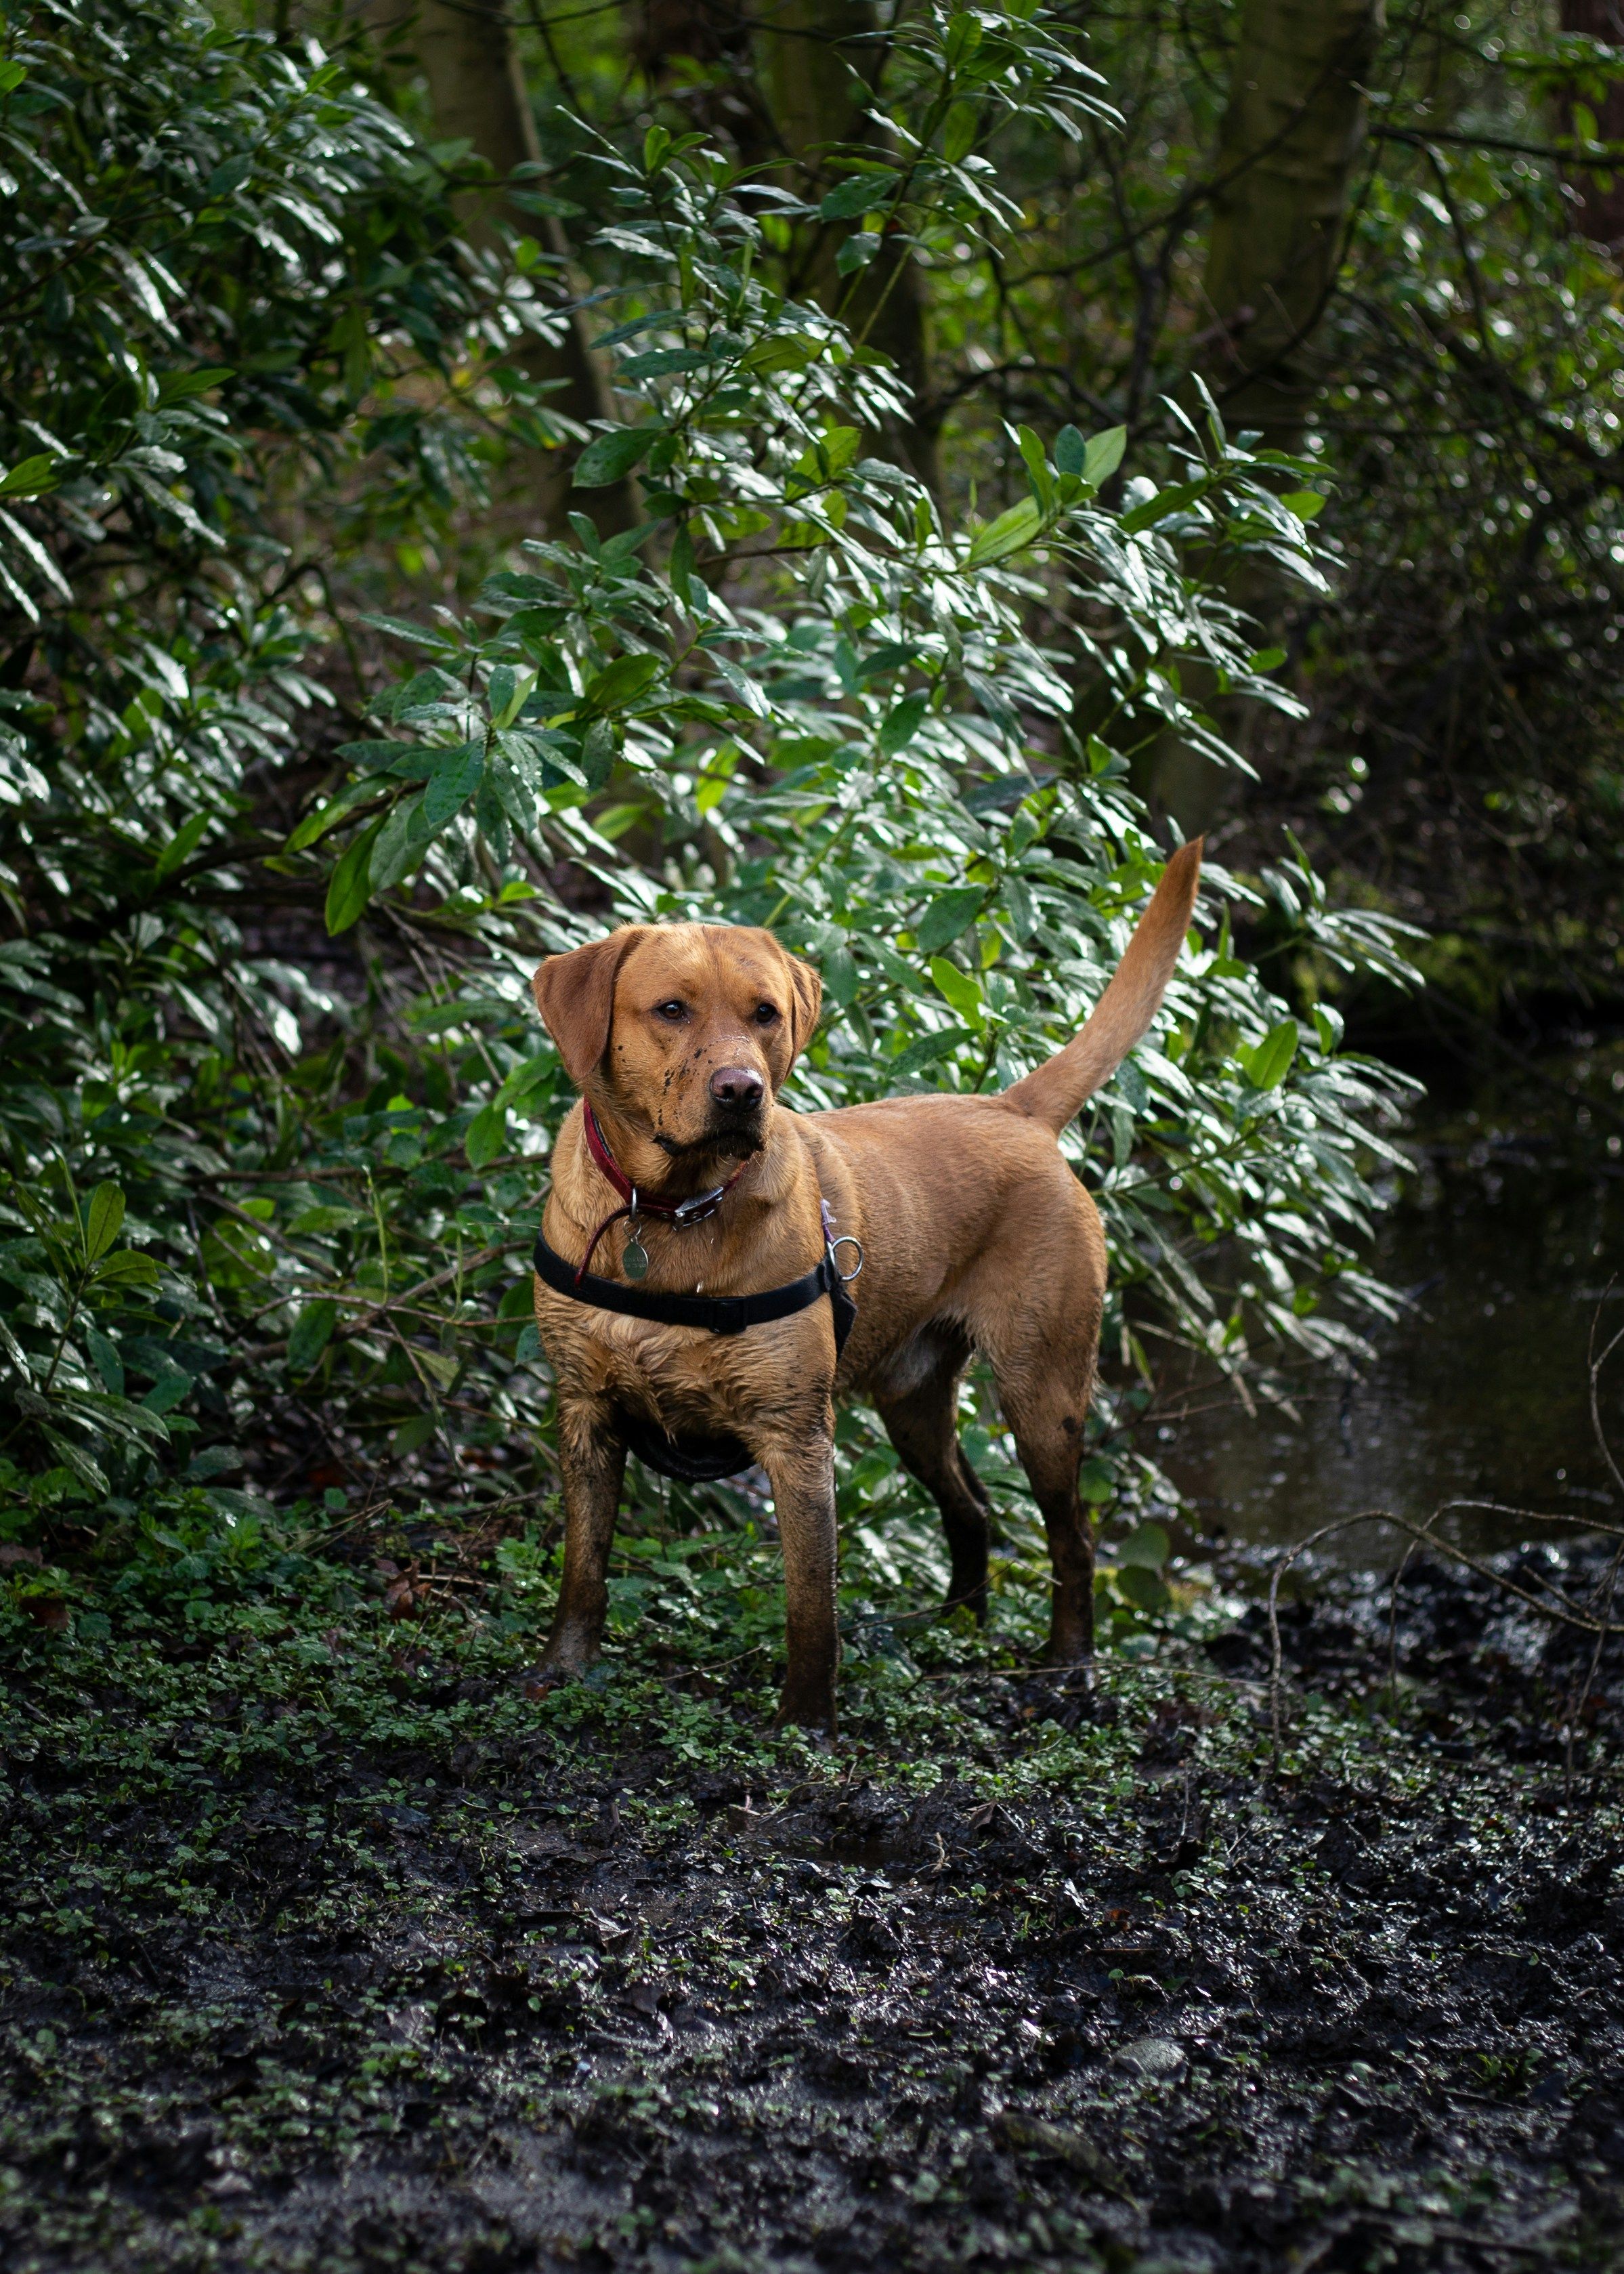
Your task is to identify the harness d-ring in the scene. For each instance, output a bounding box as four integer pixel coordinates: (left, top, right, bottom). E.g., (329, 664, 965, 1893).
(830, 1235, 864, 1282)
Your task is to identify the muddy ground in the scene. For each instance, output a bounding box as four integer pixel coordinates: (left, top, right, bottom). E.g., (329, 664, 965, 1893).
(3, 1521, 1624, 2274)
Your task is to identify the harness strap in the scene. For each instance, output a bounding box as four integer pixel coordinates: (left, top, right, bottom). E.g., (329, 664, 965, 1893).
(533, 1227, 857, 1357)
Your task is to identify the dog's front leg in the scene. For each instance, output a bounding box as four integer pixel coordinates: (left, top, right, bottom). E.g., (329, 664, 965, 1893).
(538, 1395, 626, 1677)
(765, 1430, 840, 1731)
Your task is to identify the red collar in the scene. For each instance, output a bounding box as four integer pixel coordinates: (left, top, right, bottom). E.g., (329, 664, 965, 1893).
(574, 1101, 748, 1283)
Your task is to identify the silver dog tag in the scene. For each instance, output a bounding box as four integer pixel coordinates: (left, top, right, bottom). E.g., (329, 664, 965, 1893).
(622, 1234, 649, 1281)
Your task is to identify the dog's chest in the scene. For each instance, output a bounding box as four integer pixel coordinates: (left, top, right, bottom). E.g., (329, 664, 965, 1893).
(536, 1292, 775, 1431)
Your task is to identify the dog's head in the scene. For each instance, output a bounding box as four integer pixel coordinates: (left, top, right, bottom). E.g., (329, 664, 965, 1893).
(532, 923, 821, 1160)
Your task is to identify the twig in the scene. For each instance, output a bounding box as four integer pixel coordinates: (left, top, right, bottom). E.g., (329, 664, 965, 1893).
(1268, 1500, 1624, 1764)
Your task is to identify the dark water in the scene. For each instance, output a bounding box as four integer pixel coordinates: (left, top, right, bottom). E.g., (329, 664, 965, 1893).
(1156, 1124, 1624, 1565)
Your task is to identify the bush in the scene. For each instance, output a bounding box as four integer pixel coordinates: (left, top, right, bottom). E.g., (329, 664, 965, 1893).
(0, 3, 1415, 1616)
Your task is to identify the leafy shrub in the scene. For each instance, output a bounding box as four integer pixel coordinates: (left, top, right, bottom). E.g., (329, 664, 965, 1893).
(0, 3, 1416, 1624)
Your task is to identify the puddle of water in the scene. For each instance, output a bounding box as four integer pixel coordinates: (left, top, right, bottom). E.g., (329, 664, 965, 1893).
(1154, 1133, 1624, 1566)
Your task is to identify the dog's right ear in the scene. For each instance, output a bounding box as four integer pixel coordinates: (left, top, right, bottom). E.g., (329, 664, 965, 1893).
(532, 927, 647, 1089)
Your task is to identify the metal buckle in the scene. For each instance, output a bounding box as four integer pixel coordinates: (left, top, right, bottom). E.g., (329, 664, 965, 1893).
(673, 1184, 726, 1227)
(830, 1236, 863, 1282)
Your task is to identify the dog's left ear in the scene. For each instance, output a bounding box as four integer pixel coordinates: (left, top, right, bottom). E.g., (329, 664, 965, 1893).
(782, 950, 822, 1066)
(532, 926, 647, 1089)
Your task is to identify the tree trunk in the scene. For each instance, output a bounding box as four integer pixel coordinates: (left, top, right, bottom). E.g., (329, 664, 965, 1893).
(1197, 0, 1384, 458)
(629, 0, 773, 168)
(1139, 0, 1382, 836)
(1559, 2, 1624, 251)
(753, 0, 941, 496)
(366, 0, 636, 533)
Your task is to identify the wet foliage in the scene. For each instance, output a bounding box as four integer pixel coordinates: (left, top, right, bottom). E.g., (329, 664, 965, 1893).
(3, 1516, 1623, 2272)
(1, 3, 1417, 1549)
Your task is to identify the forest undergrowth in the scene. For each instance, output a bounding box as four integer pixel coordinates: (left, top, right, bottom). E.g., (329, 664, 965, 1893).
(3, 1498, 1623, 2274)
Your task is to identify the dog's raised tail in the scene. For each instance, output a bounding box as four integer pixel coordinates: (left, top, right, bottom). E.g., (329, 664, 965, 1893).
(1002, 838, 1202, 1133)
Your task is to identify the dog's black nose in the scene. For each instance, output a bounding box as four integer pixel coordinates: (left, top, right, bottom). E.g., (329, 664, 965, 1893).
(710, 1066, 764, 1111)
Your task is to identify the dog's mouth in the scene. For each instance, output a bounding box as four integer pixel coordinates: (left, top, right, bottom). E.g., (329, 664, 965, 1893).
(656, 1123, 764, 1162)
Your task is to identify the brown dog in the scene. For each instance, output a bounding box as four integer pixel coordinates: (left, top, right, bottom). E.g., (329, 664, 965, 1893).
(529, 839, 1202, 1727)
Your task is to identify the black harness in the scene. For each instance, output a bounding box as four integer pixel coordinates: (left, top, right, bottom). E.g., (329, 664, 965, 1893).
(531, 1222, 858, 1483)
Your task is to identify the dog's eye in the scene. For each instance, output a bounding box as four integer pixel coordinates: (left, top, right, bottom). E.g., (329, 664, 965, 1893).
(753, 1002, 780, 1026)
(654, 999, 687, 1022)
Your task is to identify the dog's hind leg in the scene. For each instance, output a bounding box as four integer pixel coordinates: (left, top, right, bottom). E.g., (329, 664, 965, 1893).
(538, 1395, 626, 1677)
(975, 1204, 1106, 1667)
(875, 1341, 993, 1620)
(1006, 1391, 1096, 1664)
(988, 1345, 1100, 1663)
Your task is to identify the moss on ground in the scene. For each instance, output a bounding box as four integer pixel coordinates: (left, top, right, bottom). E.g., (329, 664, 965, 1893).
(3, 1500, 1623, 2272)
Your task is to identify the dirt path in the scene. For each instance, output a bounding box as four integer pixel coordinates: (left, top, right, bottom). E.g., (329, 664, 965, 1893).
(3, 1532, 1623, 2271)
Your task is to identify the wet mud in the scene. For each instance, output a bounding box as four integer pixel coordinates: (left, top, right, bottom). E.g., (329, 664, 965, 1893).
(4, 1535, 1624, 2272)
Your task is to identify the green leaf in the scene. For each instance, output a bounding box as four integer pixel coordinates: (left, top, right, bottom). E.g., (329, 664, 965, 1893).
(819, 169, 899, 220)
(89, 1250, 160, 1292)
(489, 664, 535, 730)
(84, 1324, 124, 1395)
(1054, 425, 1088, 478)
(1117, 1521, 1170, 1570)
(915, 887, 984, 953)
(1281, 490, 1325, 520)
(0, 59, 27, 93)
(928, 957, 984, 1025)
(286, 774, 388, 854)
(964, 497, 1042, 570)
(324, 820, 384, 935)
(43, 1432, 108, 1496)
(668, 524, 694, 606)
(0, 452, 59, 498)
(1120, 478, 1206, 534)
(422, 742, 483, 828)
(580, 718, 618, 788)
(141, 1366, 192, 1416)
(1077, 1457, 1115, 1505)
(891, 1028, 975, 1080)
(584, 653, 663, 712)
(944, 10, 982, 65)
(943, 100, 979, 165)
(1237, 1019, 1300, 1091)
(156, 366, 232, 403)
(368, 792, 427, 892)
(1083, 425, 1127, 486)
(1115, 1563, 1170, 1614)
(574, 425, 658, 488)
(1016, 426, 1054, 512)
(83, 1181, 125, 1263)
(465, 1100, 508, 1169)
(878, 694, 928, 755)
(835, 231, 882, 276)
(358, 612, 458, 653)
(287, 1299, 338, 1375)
(152, 809, 211, 880)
